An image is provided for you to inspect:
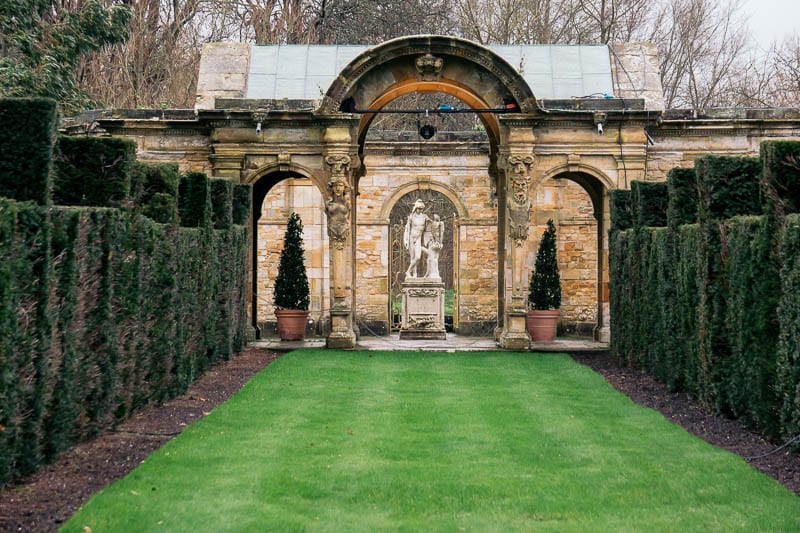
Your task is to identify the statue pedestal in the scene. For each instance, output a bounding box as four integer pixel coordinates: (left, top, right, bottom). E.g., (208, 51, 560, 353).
(400, 278, 446, 340)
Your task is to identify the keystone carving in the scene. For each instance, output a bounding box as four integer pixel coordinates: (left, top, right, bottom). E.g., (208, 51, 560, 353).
(277, 152, 291, 171)
(415, 53, 444, 81)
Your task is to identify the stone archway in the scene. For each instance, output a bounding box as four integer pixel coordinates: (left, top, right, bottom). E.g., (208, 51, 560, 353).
(248, 168, 329, 339)
(321, 36, 538, 116)
(536, 168, 614, 341)
(328, 35, 540, 348)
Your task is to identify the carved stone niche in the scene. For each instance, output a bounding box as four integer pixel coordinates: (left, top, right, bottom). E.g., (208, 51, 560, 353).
(400, 278, 446, 340)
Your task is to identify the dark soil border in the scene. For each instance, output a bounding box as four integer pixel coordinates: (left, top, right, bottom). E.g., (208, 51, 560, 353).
(1, 348, 798, 532)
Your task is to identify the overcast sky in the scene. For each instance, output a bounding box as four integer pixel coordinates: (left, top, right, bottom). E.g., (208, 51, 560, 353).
(741, 0, 800, 53)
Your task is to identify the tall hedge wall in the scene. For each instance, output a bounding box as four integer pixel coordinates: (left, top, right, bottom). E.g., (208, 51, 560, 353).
(631, 180, 668, 228)
(0, 98, 58, 205)
(762, 141, 800, 217)
(232, 184, 252, 226)
(53, 137, 137, 207)
(609, 189, 633, 233)
(696, 155, 762, 221)
(131, 162, 180, 223)
(211, 178, 234, 229)
(667, 167, 698, 229)
(0, 201, 248, 485)
(610, 217, 787, 438)
(609, 150, 800, 442)
(179, 172, 212, 227)
(777, 215, 800, 441)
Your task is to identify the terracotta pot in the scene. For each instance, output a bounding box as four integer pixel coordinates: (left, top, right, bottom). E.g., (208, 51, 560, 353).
(526, 310, 559, 342)
(275, 309, 309, 340)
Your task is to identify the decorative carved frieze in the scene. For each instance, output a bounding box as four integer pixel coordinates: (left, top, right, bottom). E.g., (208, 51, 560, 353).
(251, 111, 270, 123)
(408, 288, 440, 297)
(408, 314, 439, 329)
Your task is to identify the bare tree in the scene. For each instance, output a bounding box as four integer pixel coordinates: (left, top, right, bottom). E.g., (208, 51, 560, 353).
(457, 0, 587, 44)
(79, 0, 205, 108)
(768, 33, 800, 106)
(71, 0, 794, 111)
(649, 0, 750, 109)
(314, 0, 458, 44)
(574, 0, 654, 43)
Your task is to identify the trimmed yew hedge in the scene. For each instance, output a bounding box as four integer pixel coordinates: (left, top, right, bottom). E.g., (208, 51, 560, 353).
(610, 150, 800, 441)
(53, 137, 136, 207)
(762, 141, 800, 217)
(0, 98, 252, 485)
(777, 215, 800, 441)
(132, 162, 180, 223)
(179, 172, 212, 227)
(609, 189, 633, 233)
(696, 155, 762, 221)
(667, 167, 698, 229)
(0, 200, 248, 485)
(211, 178, 234, 229)
(631, 180, 668, 228)
(0, 98, 58, 205)
(232, 184, 252, 226)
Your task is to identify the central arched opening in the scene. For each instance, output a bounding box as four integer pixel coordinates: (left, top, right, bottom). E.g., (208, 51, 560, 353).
(353, 84, 499, 337)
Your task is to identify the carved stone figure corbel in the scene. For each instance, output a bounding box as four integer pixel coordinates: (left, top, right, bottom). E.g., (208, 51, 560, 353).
(506, 154, 534, 247)
(324, 154, 352, 250)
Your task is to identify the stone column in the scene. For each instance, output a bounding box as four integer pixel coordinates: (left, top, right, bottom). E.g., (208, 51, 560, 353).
(499, 152, 535, 350)
(323, 151, 357, 349)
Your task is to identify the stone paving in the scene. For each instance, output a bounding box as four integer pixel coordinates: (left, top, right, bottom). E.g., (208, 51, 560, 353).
(249, 334, 608, 353)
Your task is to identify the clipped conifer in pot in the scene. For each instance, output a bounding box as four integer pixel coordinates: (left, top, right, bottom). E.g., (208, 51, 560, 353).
(527, 219, 561, 342)
(274, 212, 310, 340)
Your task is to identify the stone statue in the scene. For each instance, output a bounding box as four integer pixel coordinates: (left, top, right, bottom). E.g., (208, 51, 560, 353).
(400, 199, 447, 340)
(325, 176, 350, 250)
(404, 199, 431, 278)
(423, 214, 444, 279)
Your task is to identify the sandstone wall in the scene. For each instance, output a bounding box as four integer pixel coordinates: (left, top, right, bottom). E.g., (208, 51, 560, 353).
(254, 146, 599, 336)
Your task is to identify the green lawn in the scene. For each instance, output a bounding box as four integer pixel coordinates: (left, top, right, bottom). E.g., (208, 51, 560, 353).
(63, 351, 800, 532)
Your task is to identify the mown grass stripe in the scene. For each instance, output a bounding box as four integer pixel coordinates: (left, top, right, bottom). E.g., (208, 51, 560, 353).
(63, 350, 800, 532)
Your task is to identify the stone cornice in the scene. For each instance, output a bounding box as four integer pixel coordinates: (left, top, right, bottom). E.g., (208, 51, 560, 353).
(652, 122, 800, 138)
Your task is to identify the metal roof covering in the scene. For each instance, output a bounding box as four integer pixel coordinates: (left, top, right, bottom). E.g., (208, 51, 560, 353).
(245, 44, 614, 101)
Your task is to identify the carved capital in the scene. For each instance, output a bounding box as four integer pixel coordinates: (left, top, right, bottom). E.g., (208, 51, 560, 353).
(325, 154, 351, 177)
(506, 154, 535, 176)
(415, 53, 444, 81)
